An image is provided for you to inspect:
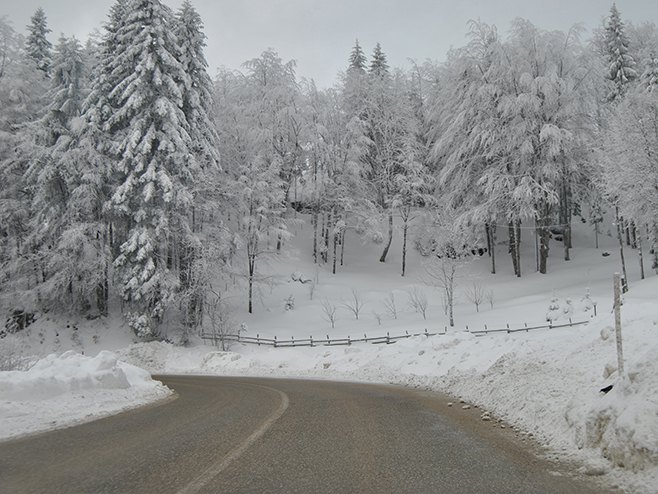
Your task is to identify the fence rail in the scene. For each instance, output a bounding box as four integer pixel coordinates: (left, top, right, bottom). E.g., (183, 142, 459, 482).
(200, 318, 590, 348)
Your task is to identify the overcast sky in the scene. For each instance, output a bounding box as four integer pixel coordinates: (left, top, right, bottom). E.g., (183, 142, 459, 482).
(1, 0, 656, 87)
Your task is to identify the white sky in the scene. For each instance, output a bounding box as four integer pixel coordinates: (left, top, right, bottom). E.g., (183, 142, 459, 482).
(1, 0, 657, 87)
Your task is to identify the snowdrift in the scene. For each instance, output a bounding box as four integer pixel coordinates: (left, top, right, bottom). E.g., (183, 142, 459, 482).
(0, 351, 171, 440)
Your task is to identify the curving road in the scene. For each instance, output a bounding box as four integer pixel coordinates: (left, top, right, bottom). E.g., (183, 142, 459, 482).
(0, 376, 608, 493)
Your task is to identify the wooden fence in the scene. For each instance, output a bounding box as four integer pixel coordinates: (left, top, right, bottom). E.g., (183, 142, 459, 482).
(200, 318, 590, 348)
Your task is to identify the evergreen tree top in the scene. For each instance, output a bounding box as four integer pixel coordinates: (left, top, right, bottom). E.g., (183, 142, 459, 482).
(604, 3, 637, 100)
(349, 39, 366, 72)
(369, 42, 389, 78)
(26, 7, 53, 75)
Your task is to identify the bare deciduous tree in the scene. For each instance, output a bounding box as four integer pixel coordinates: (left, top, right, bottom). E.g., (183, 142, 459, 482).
(426, 258, 458, 327)
(343, 288, 365, 320)
(205, 288, 235, 351)
(465, 282, 484, 312)
(486, 289, 495, 310)
(407, 287, 428, 320)
(383, 292, 398, 319)
(321, 299, 338, 328)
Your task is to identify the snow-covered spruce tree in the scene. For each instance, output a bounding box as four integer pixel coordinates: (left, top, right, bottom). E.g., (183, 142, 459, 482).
(642, 52, 658, 91)
(174, 1, 219, 171)
(22, 36, 94, 312)
(103, 0, 197, 337)
(0, 18, 50, 311)
(604, 3, 638, 102)
(173, 0, 221, 335)
(25, 8, 53, 76)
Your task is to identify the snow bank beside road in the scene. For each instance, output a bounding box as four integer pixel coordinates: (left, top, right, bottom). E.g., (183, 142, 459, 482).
(0, 351, 171, 441)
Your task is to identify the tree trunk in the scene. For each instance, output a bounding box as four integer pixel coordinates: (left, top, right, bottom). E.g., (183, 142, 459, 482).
(615, 207, 629, 293)
(653, 223, 658, 274)
(624, 217, 631, 246)
(538, 201, 551, 275)
(324, 211, 331, 263)
(489, 224, 496, 275)
(638, 225, 645, 280)
(332, 225, 338, 275)
(340, 230, 345, 267)
(248, 256, 255, 313)
(509, 221, 519, 277)
(312, 212, 318, 264)
(515, 220, 522, 277)
(401, 220, 408, 277)
(509, 221, 521, 277)
(379, 211, 393, 263)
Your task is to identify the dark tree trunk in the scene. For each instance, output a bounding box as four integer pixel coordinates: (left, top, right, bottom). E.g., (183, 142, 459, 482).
(401, 221, 408, 277)
(379, 211, 393, 263)
(509, 221, 521, 277)
(248, 254, 255, 314)
(615, 207, 629, 292)
(488, 223, 496, 274)
(332, 219, 338, 275)
(340, 230, 345, 267)
(638, 225, 645, 280)
(538, 200, 551, 275)
(509, 221, 519, 277)
(312, 212, 318, 264)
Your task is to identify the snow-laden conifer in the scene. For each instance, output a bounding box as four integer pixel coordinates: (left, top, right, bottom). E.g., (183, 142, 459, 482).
(103, 0, 195, 337)
(604, 4, 637, 101)
(25, 8, 52, 76)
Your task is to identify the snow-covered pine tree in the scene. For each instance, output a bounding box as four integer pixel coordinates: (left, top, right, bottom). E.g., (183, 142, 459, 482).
(369, 42, 389, 78)
(641, 52, 658, 91)
(25, 8, 53, 76)
(0, 17, 50, 311)
(349, 39, 367, 72)
(104, 0, 196, 337)
(173, 0, 221, 335)
(174, 1, 219, 171)
(21, 36, 92, 312)
(604, 4, 638, 102)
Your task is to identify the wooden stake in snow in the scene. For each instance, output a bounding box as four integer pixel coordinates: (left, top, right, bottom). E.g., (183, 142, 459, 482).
(613, 273, 624, 377)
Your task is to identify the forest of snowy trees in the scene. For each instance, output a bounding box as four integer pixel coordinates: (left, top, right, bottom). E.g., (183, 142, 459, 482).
(0, 1, 656, 340)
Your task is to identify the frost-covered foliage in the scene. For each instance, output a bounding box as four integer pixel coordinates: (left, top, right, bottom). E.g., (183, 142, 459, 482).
(601, 90, 658, 234)
(430, 20, 594, 275)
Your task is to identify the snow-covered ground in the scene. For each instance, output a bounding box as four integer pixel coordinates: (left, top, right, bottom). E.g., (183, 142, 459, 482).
(0, 350, 171, 441)
(1, 215, 656, 492)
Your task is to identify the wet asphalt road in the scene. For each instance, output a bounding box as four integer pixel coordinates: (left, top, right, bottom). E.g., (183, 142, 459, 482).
(0, 375, 609, 493)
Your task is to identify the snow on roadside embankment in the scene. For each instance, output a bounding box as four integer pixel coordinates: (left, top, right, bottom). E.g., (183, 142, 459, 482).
(117, 281, 658, 493)
(0, 350, 172, 441)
